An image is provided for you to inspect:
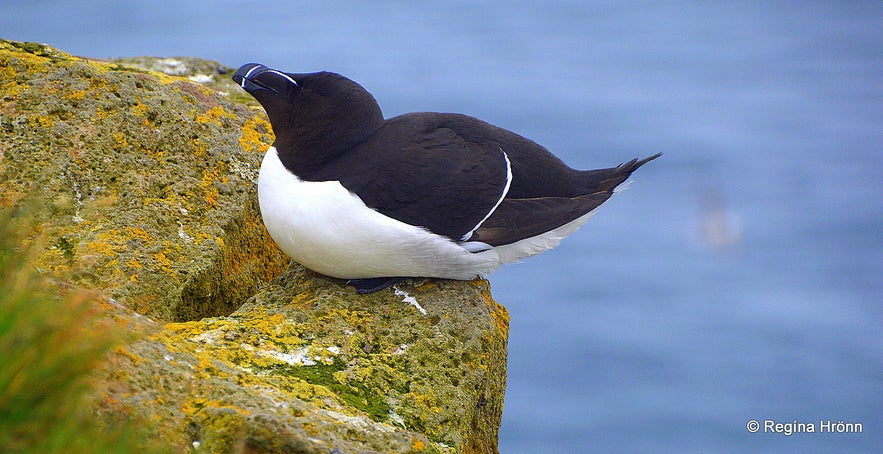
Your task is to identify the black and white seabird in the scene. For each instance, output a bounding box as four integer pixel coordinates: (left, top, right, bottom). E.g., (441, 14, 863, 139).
(232, 63, 660, 293)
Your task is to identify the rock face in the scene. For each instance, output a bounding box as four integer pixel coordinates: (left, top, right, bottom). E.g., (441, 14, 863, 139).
(1, 40, 509, 453)
(0, 39, 287, 321)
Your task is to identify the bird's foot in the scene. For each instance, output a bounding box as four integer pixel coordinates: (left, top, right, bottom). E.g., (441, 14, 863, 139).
(346, 277, 404, 294)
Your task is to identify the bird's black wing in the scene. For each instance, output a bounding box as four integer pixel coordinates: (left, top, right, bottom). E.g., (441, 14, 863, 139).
(332, 125, 510, 241)
(466, 193, 610, 246)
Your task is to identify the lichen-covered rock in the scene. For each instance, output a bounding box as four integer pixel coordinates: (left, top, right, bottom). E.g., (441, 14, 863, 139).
(0, 39, 287, 321)
(98, 264, 508, 453)
(1, 40, 509, 453)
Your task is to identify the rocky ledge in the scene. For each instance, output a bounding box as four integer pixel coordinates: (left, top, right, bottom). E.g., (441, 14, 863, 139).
(0, 40, 508, 453)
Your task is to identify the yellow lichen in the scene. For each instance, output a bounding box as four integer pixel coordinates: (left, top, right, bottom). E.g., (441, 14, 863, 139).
(28, 115, 54, 128)
(112, 132, 129, 150)
(130, 101, 155, 127)
(317, 307, 374, 328)
(195, 105, 236, 125)
(288, 292, 315, 310)
(83, 58, 183, 85)
(152, 251, 175, 277)
(190, 137, 208, 156)
(238, 116, 273, 153)
(0, 42, 55, 76)
(132, 101, 149, 117)
(94, 107, 113, 119)
(476, 281, 510, 336)
(86, 230, 127, 257)
(63, 90, 87, 101)
(402, 393, 443, 417)
(125, 227, 150, 241)
(181, 398, 250, 418)
(113, 345, 143, 366)
(199, 165, 225, 208)
(0, 81, 28, 97)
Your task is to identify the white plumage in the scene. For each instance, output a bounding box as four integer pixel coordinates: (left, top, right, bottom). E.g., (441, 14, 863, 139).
(258, 146, 594, 280)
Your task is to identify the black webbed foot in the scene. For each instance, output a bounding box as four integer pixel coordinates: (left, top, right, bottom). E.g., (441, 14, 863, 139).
(346, 277, 404, 294)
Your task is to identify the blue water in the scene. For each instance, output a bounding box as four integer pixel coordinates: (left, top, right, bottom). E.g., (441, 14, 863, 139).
(4, 1, 881, 451)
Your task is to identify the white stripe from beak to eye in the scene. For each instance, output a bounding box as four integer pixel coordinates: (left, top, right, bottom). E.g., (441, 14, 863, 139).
(461, 149, 513, 241)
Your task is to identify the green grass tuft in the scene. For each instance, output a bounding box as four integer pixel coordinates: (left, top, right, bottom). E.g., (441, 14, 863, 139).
(0, 207, 168, 453)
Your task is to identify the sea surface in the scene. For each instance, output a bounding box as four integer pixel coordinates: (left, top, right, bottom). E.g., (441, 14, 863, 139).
(3, 1, 880, 451)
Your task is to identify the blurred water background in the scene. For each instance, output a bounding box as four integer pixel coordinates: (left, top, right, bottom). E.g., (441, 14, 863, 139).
(3, 1, 880, 451)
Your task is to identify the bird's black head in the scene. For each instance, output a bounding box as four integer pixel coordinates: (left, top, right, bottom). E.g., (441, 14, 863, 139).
(233, 63, 300, 116)
(233, 63, 384, 171)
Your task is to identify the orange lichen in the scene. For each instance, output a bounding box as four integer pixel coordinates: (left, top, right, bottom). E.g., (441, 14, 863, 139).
(125, 227, 150, 241)
(113, 345, 143, 366)
(195, 105, 236, 125)
(199, 166, 225, 207)
(86, 231, 128, 257)
(151, 251, 175, 277)
(238, 115, 273, 153)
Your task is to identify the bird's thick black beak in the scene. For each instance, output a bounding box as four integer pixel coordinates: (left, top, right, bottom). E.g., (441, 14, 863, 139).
(233, 63, 274, 94)
(232, 63, 297, 95)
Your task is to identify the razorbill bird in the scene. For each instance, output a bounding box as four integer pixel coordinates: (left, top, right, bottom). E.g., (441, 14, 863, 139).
(232, 63, 660, 293)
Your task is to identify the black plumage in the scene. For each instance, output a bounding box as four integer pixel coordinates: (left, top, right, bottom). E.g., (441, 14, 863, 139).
(232, 63, 660, 250)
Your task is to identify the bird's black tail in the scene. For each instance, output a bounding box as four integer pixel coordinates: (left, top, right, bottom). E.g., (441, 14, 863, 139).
(468, 153, 661, 247)
(578, 152, 662, 193)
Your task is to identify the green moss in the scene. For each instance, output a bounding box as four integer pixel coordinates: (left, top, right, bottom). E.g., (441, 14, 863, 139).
(267, 360, 391, 422)
(10, 41, 51, 56)
(226, 91, 261, 106)
(108, 63, 149, 74)
(55, 235, 77, 263)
